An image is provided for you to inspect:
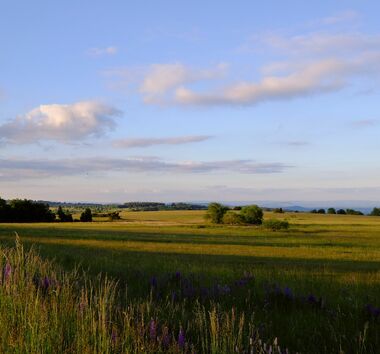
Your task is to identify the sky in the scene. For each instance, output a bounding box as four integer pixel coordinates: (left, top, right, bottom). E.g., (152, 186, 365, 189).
(1, 0, 380, 204)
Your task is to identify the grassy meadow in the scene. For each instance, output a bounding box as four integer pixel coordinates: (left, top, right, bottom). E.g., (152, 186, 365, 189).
(0, 210, 380, 353)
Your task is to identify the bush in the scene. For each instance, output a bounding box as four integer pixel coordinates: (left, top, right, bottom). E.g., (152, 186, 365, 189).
(264, 219, 289, 231)
(327, 208, 336, 214)
(108, 211, 121, 221)
(317, 209, 326, 214)
(240, 205, 263, 225)
(273, 208, 284, 213)
(337, 209, 346, 215)
(223, 211, 246, 225)
(205, 203, 229, 224)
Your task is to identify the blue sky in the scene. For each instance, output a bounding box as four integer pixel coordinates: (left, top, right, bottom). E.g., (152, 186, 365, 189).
(1, 1, 380, 204)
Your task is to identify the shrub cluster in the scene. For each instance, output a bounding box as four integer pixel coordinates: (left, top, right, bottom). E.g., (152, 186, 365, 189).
(263, 219, 289, 231)
(206, 203, 264, 225)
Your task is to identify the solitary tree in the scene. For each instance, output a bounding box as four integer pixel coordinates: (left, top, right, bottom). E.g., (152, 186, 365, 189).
(370, 207, 380, 216)
(205, 203, 228, 224)
(240, 205, 263, 225)
(57, 206, 73, 222)
(80, 208, 93, 222)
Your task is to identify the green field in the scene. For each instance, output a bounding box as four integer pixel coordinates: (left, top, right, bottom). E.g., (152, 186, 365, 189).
(1, 210, 380, 353)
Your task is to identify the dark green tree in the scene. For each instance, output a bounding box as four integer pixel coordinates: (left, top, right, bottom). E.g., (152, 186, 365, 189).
(57, 206, 73, 222)
(80, 208, 93, 222)
(337, 209, 346, 215)
(327, 208, 336, 214)
(205, 203, 229, 224)
(240, 205, 263, 225)
(370, 207, 380, 216)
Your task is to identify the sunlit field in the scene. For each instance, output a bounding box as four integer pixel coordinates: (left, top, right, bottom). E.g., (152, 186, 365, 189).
(1, 211, 380, 353)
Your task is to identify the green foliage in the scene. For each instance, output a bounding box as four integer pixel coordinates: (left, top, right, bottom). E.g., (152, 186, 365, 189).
(273, 207, 284, 213)
(263, 218, 290, 230)
(317, 208, 326, 214)
(80, 208, 93, 222)
(240, 205, 263, 225)
(108, 211, 121, 221)
(0, 198, 55, 222)
(346, 209, 364, 216)
(222, 211, 246, 225)
(0, 237, 279, 353)
(337, 209, 347, 215)
(205, 203, 229, 224)
(1, 211, 380, 353)
(57, 206, 73, 222)
(327, 208, 336, 214)
(370, 207, 380, 216)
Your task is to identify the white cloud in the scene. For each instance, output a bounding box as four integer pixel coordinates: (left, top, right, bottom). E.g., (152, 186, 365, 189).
(317, 10, 359, 25)
(154, 31, 380, 106)
(140, 63, 227, 103)
(174, 59, 347, 106)
(0, 101, 121, 144)
(0, 156, 291, 180)
(113, 135, 212, 148)
(87, 46, 118, 57)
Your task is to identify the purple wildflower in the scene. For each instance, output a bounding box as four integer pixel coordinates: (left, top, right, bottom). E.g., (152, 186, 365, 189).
(43, 276, 51, 290)
(150, 276, 157, 288)
(283, 286, 293, 300)
(366, 304, 380, 318)
(149, 319, 157, 341)
(171, 291, 177, 302)
(307, 294, 317, 305)
(4, 262, 11, 282)
(175, 271, 181, 280)
(178, 328, 185, 349)
(111, 329, 117, 344)
(162, 326, 170, 348)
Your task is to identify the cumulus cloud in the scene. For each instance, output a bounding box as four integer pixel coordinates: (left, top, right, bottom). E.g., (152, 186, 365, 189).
(87, 46, 118, 56)
(113, 135, 212, 148)
(0, 156, 291, 180)
(0, 101, 121, 144)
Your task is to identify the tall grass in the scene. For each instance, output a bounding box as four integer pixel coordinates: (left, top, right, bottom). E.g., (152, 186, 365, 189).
(0, 235, 283, 353)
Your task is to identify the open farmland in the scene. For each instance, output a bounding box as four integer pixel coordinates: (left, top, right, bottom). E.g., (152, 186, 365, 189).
(0, 210, 379, 353)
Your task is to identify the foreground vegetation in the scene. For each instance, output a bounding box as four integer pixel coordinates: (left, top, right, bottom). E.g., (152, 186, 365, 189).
(0, 211, 380, 352)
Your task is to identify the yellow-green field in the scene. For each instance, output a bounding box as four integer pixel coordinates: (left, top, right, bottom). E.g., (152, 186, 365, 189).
(0, 210, 380, 352)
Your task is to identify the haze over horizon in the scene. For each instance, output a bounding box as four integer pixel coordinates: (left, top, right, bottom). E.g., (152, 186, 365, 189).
(1, 1, 380, 203)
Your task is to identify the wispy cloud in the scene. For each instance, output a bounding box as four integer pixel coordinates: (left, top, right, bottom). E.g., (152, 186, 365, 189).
(87, 46, 118, 57)
(352, 119, 378, 127)
(173, 31, 380, 106)
(0, 156, 291, 180)
(0, 101, 121, 144)
(113, 135, 212, 148)
(114, 22, 380, 107)
(140, 62, 228, 104)
(284, 141, 310, 147)
(316, 10, 359, 26)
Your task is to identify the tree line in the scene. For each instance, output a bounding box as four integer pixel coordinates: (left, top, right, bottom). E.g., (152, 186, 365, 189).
(310, 207, 380, 216)
(0, 198, 92, 223)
